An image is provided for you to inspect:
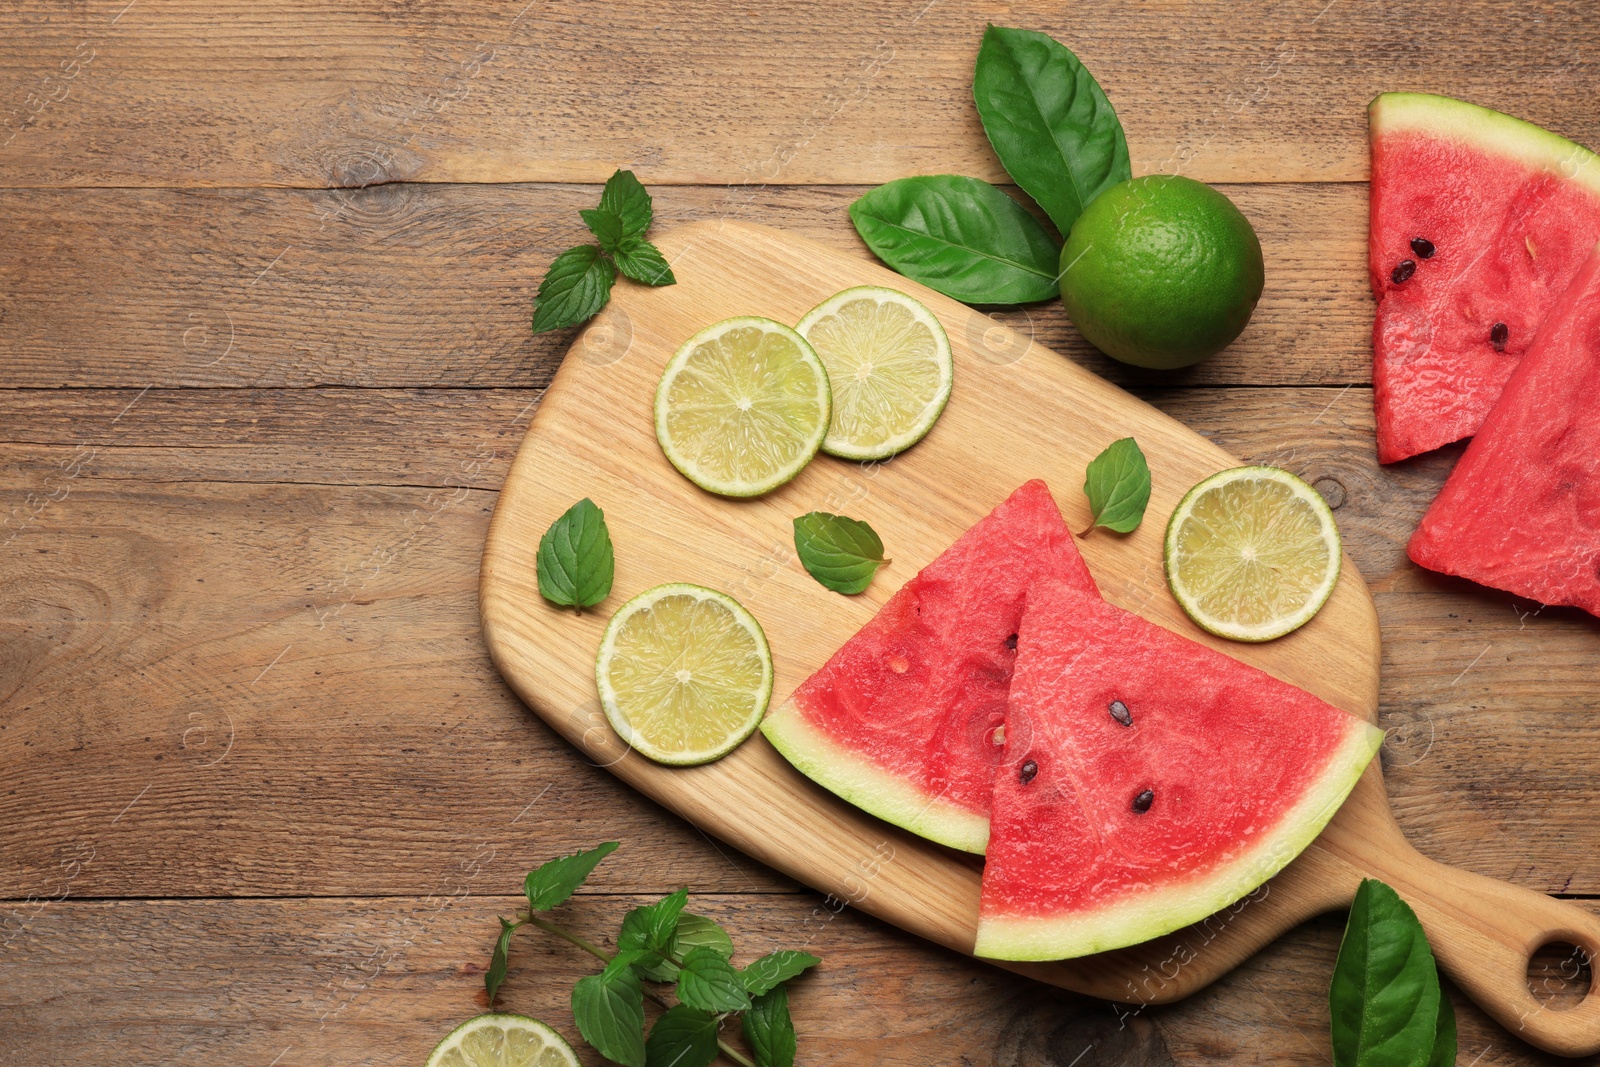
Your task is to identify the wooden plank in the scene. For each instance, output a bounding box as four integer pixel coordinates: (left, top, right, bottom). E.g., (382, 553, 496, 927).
(0, 182, 1366, 390)
(2, 1, 1598, 187)
(2, 896, 1590, 1066)
(3, 388, 1597, 902)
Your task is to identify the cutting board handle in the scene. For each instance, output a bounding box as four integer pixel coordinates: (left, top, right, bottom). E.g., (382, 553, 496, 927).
(1400, 850, 1600, 1057)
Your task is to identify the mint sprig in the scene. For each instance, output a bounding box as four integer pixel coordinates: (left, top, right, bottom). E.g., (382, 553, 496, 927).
(1081, 437, 1150, 536)
(532, 169, 675, 334)
(484, 844, 818, 1067)
(793, 512, 889, 595)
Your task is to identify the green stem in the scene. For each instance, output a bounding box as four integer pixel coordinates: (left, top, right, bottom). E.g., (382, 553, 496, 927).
(522, 913, 757, 1067)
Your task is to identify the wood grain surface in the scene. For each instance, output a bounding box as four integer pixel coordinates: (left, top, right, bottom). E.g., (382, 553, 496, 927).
(4, 0, 1600, 1064)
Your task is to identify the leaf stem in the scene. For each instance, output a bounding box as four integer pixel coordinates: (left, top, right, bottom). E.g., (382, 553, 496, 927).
(522, 913, 757, 1067)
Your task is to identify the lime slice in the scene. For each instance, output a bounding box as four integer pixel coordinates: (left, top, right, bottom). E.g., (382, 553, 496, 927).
(1164, 465, 1341, 642)
(426, 1013, 579, 1067)
(595, 583, 773, 765)
(655, 316, 831, 497)
(796, 286, 954, 460)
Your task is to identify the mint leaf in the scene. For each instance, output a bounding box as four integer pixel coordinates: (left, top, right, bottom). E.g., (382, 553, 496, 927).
(524, 841, 618, 911)
(739, 950, 820, 997)
(1330, 879, 1445, 1067)
(675, 945, 751, 1013)
(673, 913, 735, 960)
(742, 985, 797, 1067)
(613, 236, 677, 286)
(572, 950, 647, 1067)
(537, 498, 615, 608)
(974, 25, 1131, 236)
(531, 245, 615, 334)
(581, 207, 627, 253)
(644, 1005, 719, 1067)
(618, 888, 688, 973)
(1082, 437, 1150, 535)
(486, 917, 520, 1007)
(793, 512, 888, 595)
(599, 169, 654, 239)
(849, 175, 1060, 305)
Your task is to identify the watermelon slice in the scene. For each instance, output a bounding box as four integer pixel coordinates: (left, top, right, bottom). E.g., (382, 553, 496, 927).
(760, 480, 1096, 854)
(975, 579, 1382, 961)
(1408, 243, 1600, 617)
(1369, 92, 1600, 463)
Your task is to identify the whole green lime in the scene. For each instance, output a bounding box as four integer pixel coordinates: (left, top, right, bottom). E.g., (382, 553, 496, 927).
(1060, 175, 1264, 370)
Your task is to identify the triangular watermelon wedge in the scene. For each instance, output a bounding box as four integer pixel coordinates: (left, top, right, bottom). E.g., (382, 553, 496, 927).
(975, 579, 1382, 961)
(761, 480, 1097, 854)
(1370, 92, 1600, 463)
(1408, 242, 1600, 617)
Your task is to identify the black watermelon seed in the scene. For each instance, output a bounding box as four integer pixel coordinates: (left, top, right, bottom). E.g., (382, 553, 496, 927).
(1131, 789, 1154, 814)
(1490, 322, 1509, 351)
(1019, 759, 1039, 784)
(1410, 237, 1435, 259)
(1109, 699, 1133, 727)
(1391, 259, 1417, 284)
(1005, 633, 1018, 651)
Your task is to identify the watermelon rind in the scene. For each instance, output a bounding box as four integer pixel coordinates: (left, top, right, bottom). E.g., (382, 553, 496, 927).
(1370, 92, 1600, 197)
(760, 696, 991, 853)
(972, 717, 1382, 961)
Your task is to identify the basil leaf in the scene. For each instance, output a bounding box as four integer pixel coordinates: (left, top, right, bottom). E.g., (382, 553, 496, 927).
(644, 1005, 719, 1067)
(524, 841, 619, 911)
(581, 207, 627, 253)
(1082, 437, 1150, 534)
(973, 25, 1130, 236)
(599, 169, 654, 239)
(739, 950, 820, 997)
(613, 236, 677, 286)
(537, 498, 616, 609)
(485, 917, 520, 1007)
(793, 512, 888, 595)
(619, 888, 688, 962)
(849, 175, 1061, 305)
(675, 945, 751, 1013)
(673, 913, 735, 960)
(741, 985, 797, 1067)
(1329, 879, 1443, 1067)
(532, 244, 616, 334)
(1426, 983, 1457, 1067)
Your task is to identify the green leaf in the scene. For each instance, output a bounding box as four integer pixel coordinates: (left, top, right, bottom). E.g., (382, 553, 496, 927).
(1081, 437, 1150, 534)
(524, 841, 619, 911)
(741, 985, 797, 1067)
(531, 244, 616, 334)
(973, 25, 1131, 236)
(572, 950, 647, 1067)
(739, 950, 820, 997)
(675, 945, 751, 1013)
(1330, 879, 1443, 1067)
(849, 175, 1061, 305)
(599, 169, 654, 239)
(673, 913, 735, 960)
(792, 513, 888, 595)
(644, 1005, 719, 1067)
(536, 498, 616, 609)
(1426, 978, 1457, 1067)
(485, 917, 520, 1008)
(613, 236, 677, 286)
(619, 888, 688, 966)
(581, 207, 627, 253)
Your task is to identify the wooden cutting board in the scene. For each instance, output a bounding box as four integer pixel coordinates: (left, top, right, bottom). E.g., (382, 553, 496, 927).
(481, 220, 1600, 1057)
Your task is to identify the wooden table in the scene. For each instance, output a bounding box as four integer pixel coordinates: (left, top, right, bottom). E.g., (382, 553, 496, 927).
(2, 2, 1597, 1064)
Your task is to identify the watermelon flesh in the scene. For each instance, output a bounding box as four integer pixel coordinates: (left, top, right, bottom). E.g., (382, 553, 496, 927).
(975, 580, 1382, 961)
(760, 480, 1097, 854)
(1370, 92, 1600, 463)
(1408, 243, 1600, 617)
